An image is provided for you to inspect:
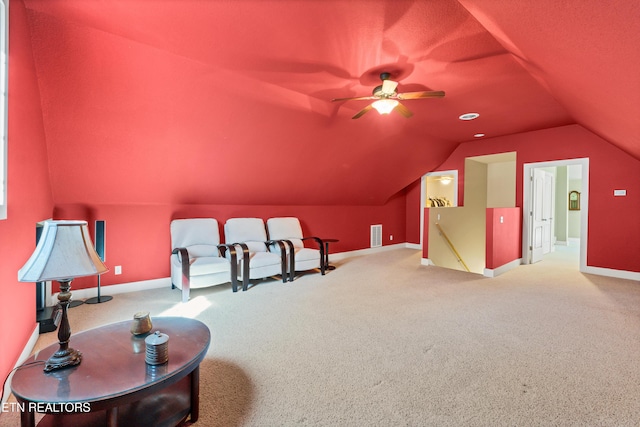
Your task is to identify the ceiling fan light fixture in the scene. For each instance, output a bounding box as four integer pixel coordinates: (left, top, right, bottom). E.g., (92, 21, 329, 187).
(372, 99, 399, 115)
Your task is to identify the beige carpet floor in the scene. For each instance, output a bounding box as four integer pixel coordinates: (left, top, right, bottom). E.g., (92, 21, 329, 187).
(3, 246, 640, 426)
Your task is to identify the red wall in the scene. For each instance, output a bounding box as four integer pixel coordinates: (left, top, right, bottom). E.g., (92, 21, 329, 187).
(1, 0, 413, 385)
(486, 208, 521, 269)
(432, 125, 640, 273)
(54, 197, 408, 290)
(0, 0, 55, 390)
(404, 179, 422, 245)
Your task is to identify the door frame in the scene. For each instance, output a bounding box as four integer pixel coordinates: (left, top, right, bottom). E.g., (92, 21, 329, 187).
(522, 158, 589, 271)
(420, 170, 458, 249)
(530, 168, 555, 263)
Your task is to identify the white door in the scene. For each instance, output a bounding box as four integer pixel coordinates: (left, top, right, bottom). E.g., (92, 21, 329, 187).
(531, 169, 554, 263)
(542, 171, 554, 254)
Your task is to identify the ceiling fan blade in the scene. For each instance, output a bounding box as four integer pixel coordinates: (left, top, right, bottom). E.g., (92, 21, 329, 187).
(352, 104, 374, 119)
(332, 95, 378, 102)
(394, 102, 413, 118)
(381, 79, 398, 95)
(397, 90, 445, 100)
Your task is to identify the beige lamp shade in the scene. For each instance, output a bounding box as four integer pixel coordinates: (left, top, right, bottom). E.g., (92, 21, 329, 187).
(18, 220, 108, 282)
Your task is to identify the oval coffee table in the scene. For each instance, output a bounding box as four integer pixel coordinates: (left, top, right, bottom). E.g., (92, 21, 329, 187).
(11, 316, 210, 427)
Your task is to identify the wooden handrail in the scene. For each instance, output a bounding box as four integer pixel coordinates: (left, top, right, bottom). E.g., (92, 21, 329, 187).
(434, 223, 470, 272)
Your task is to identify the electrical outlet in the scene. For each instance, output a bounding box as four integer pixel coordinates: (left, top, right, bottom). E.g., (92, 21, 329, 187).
(115, 266, 122, 275)
(390, 235, 393, 241)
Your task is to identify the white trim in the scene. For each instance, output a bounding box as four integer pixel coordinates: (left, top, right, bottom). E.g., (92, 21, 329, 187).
(53, 277, 170, 302)
(2, 325, 39, 404)
(583, 266, 640, 282)
(483, 258, 522, 277)
(522, 158, 589, 272)
(60, 245, 419, 301)
(328, 243, 409, 262)
(421, 258, 434, 266)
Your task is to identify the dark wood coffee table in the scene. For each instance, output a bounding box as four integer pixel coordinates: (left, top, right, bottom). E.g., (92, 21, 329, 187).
(11, 317, 210, 427)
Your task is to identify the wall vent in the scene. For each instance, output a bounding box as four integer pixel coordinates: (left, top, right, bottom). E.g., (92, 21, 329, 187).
(370, 224, 382, 248)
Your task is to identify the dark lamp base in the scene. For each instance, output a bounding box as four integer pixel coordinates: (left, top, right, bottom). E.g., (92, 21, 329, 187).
(44, 348, 82, 372)
(85, 295, 113, 304)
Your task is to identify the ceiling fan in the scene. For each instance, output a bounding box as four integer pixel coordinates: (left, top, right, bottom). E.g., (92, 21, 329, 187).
(332, 72, 445, 119)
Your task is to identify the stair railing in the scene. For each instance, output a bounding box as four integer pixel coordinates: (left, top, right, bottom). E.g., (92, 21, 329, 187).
(435, 223, 470, 272)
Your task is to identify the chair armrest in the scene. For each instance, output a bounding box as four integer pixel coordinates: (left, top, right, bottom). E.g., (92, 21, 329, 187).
(228, 242, 250, 290)
(217, 244, 238, 265)
(172, 247, 190, 262)
(302, 236, 325, 259)
(267, 239, 291, 282)
(172, 247, 190, 269)
(302, 236, 324, 251)
(301, 236, 325, 274)
(172, 247, 191, 302)
(218, 243, 240, 292)
(229, 242, 250, 259)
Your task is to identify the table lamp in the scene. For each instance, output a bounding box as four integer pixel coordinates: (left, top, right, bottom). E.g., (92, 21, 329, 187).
(18, 220, 108, 372)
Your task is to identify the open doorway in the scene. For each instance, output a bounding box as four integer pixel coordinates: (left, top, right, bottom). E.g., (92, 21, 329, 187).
(419, 170, 458, 249)
(522, 158, 589, 272)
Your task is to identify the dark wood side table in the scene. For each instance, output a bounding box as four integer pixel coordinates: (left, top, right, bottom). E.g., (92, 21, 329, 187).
(11, 317, 210, 427)
(323, 239, 339, 271)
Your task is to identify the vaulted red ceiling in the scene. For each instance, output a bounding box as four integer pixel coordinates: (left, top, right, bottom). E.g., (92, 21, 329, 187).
(21, 0, 640, 206)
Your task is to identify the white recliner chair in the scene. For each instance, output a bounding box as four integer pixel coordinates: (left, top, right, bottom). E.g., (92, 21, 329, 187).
(224, 218, 288, 291)
(266, 217, 325, 282)
(170, 218, 239, 302)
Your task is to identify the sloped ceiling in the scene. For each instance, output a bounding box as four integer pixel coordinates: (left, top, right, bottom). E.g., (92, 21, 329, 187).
(20, 0, 639, 206)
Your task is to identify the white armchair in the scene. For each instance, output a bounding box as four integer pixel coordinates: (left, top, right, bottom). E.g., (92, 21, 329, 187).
(170, 218, 239, 302)
(266, 217, 325, 282)
(224, 218, 288, 291)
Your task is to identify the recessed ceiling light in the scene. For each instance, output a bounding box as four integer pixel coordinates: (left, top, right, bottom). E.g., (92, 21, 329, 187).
(474, 133, 485, 138)
(459, 112, 479, 121)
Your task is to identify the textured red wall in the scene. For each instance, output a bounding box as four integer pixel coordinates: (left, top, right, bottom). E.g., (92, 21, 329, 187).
(0, 0, 55, 388)
(486, 208, 521, 269)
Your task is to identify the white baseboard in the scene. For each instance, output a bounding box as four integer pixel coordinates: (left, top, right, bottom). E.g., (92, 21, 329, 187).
(2, 325, 39, 404)
(420, 258, 434, 266)
(583, 265, 640, 281)
(53, 277, 171, 303)
(51, 245, 418, 302)
(328, 243, 414, 262)
(484, 258, 522, 277)
(50, 244, 422, 302)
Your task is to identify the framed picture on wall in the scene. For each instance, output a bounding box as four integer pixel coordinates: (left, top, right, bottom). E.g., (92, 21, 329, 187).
(569, 190, 580, 210)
